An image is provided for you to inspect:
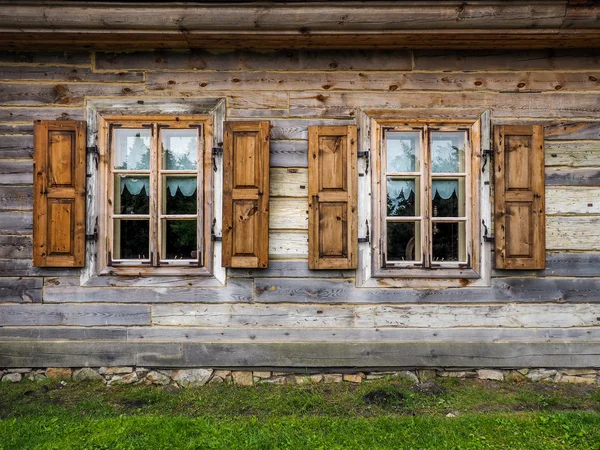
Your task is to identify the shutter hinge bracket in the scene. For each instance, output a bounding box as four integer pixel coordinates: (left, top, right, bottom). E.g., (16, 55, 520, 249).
(87, 145, 99, 170)
(358, 219, 370, 243)
(481, 149, 494, 173)
(86, 217, 98, 242)
(482, 219, 494, 243)
(212, 144, 223, 172)
(211, 218, 222, 242)
(357, 150, 369, 174)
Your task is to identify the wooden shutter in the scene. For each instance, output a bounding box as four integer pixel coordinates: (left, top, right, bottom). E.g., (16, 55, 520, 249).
(33, 120, 86, 267)
(222, 121, 270, 268)
(493, 125, 545, 269)
(308, 125, 358, 270)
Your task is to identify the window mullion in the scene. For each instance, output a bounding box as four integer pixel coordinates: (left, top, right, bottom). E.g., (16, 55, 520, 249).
(422, 126, 431, 269)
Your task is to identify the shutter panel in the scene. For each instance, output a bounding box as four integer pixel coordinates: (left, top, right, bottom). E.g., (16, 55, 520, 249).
(308, 125, 358, 270)
(493, 125, 545, 269)
(222, 121, 270, 268)
(33, 120, 86, 267)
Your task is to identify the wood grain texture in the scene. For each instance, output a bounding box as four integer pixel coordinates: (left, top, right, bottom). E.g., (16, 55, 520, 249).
(0, 304, 151, 326)
(547, 216, 600, 250)
(0, 277, 42, 302)
(96, 49, 413, 72)
(0, 51, 91, 66)
(0, 107, 83, 122)
(0, 186, 32, 211)
(228, 259, 354, 278)
(0, 84, 145, 106)
(0, 160, 32, 184)
(546, 168, 600, 186)
(0, 134, 33, 158)
(493, 252, 600, 277)
(545, 141, 600, 167)
(270, 140, 308, 168)
(546, 187, 600, 214)
(269, 231, 308, 258)
(545, 122, 600, 141)
(0, 259, 78, 277)
(0, 211, 31, 234)
(2, 340, 600, 368)
(269, 198, 308, 230)
(270, 168, 308, 198)
(0, 66, 143, 83)
(0, 235, 31, 259)
(0, 327, 127, 340)
(255, 278, 600, 304)
(270, 119, 355, 140)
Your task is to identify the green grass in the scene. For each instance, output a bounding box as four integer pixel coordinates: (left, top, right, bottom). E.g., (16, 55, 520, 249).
(1, 377, 600, 449)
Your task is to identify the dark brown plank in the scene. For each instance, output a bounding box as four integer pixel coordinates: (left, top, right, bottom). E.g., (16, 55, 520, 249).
(0, 51, 91, 65)
(0, 66, 143, 83)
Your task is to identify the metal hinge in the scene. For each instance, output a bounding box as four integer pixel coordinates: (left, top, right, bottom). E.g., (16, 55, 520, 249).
(481, 149, 494, 173)
(212, 144, 223, 172)
(211, 218, 222, 242)
(357, 150, 369, 174)
(86, 217, 98, 242)
(87, 145, 99, 170)
(358, 219, 370, 243)
(482, 219, 494, 243)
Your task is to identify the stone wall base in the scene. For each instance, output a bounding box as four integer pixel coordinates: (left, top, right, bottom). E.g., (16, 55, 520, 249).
(1, 367, 600, 387)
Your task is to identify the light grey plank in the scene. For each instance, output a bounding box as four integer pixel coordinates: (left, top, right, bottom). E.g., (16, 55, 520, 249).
(493, 252, 600, 277)
(228, 260, 353, 278)
(0, 211, 31, 234)
(545, 168, 600, 186)
(0, 259, 78, 277)
(88, 97, 222, 116)
(270, 140, 308, 168)
(0, 135, 33, 158)
(0, 304, 151, 326)
(0, 327, 127, 340)
(545, 121, 600, 141)
(0, 277, 42, 303)
(545, 141, 600, 167)
(547, 216, 600, 250)
(43, 277, 253, 303)
(0, 186, 32, 211)
(0, 160, 32, 185)
(0, 66, 143, 82)
(152, 304, 355, 327)
(255, 278, 600, 304)
(270, 119, 355, 140)
(0, 107, 84, 122)
(0, 235, 31, 259)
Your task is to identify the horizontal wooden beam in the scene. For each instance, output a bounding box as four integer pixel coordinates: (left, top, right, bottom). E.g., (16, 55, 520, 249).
(1, 340, 600, 368)
(1, 2, 600, 50)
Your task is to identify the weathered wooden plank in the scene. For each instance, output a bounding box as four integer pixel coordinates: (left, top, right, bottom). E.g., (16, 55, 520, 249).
(0, 211, 31, 234)
(545, 122, 600, 141)
(82, 275, 225, 288)
(547, 216, 600, 250)
(96, 49, 413, 71)
(228, 260, 354, 279)
(147, 91, 288, 110)
(0, 107, 83, 122)
(546, 187, 600, 214)
(152, 304, 355, 327)
(545, 141, 600, 167)
(0, 277, 42, 303)
(126, 326, 600, 343)
(0, 259, 78, 277)
(0, 327, 127, 340)
(270, 231, 308, 259)
(0, 134, 33, 158)
(2, 340, 600, 369)
(227, 108, 289, 119)
(0, 159, 31, 184)
(148, 71, 600, 93)
(0, 51, 91, 66)
(0, 66, 143, 83)
(269, 198, 308, 230)
(89, 97, 221, 116)
(42, 278, 253, 303)
(0, 83, 145, 106)
(270, 168, 308, 197)
(270, 119, 355, 140)
(0, 124, 34, 134)
(0, 235, 31, 259)
(270, 140, 308, 168)
(255, 278, 600, 304)
(290, 92, 600, 118)
(0, 304, 151, 326)
(413, 50, 600, 72)
(545, 168, 600, 186)
(493, 252, 600, 277)
(0, 186, 32, 211)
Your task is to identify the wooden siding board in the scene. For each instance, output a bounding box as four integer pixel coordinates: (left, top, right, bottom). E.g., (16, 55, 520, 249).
(269, 231, 308, 259)
(270, 120, 355, 140)
(0, 107, 84, 122)
(545, 122, 600, 141)
(270, 140, 308, 168)
(0, 186, 32, 211)
(547, 216, 600, 250)
(0, 160, 32, 185)
(545, 141, 600, 167)
(0, 304, 151, 326)
(0, 51, 91, 66)
(545, 168, 600, 186)
(0, 211, 31, 234)
(0, 235, 32, 259)
(255, 278, 600, 304)
(228, 260, 354, 278)
(0, 327, 127, 340)
(0, 84, 145, 106)
(0, 135, 33, 158)
(493, 252, 600, 278)
(0, 277, 42, 303)
(0, 66, 143, 83)
(546, 187, 600, 214)
(2, 341, 600, 369)
(0, 259, 78, 277)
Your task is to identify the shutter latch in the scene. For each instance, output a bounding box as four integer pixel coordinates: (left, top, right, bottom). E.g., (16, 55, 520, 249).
(358, 219, 370, 243)
(211, 218, 222, 242)
(482, 219, 494, 243)
(87, 145, 99, 170)
(357, 150, 369, 174)
(481, 149, 494, 173)
(212, 144, 223, 172)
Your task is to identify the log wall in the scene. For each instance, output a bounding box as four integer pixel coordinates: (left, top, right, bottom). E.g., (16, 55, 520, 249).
(1, 49, 599, 368)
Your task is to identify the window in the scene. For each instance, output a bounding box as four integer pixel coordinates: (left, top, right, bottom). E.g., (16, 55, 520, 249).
(370, 119, 482, 280)
(106, 120, 206, 270)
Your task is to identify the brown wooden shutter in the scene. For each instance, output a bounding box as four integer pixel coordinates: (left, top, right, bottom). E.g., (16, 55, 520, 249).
(308, 125, 358, 270)
(493, 125, 545, 269)
(222, 121, 270, 268)
(33, 120, 86, 267)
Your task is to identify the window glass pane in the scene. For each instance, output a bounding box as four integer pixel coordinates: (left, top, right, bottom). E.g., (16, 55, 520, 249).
(113, 128, 151, 170)
(432, 179, 465, 217)
(114, 175, 149, 214)
(161, 129, 198, 170)
(431, 132, 465, 173)
(162, 220, 197, 260)
(432, 222, 466, 262)
(163, 176, 197, 214)
(387, 178, 419, 217)
(113, 219, 149, 260)
(386, 221, 421, 262)
(386, 132, 420, 173)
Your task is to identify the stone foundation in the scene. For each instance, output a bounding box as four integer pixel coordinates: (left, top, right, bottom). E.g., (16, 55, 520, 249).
(1, 368, 600, 387)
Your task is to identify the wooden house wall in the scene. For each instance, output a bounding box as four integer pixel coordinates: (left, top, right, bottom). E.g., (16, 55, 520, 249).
(0, 49, 599, 368)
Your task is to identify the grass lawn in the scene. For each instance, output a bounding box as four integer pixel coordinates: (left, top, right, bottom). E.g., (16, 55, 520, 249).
(1, 376, 600, 449)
